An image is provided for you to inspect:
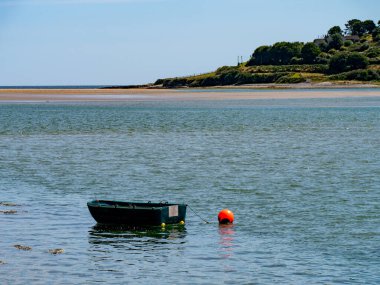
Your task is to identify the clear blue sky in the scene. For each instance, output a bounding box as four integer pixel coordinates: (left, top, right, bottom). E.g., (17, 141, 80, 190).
(0, 0, 379, 86)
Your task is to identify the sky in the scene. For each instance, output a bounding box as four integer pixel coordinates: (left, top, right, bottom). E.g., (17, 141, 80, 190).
(0, 0, 379, 86)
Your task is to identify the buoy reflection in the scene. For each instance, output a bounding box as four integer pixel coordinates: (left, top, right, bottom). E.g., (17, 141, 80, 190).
(218, 224, 235, 259)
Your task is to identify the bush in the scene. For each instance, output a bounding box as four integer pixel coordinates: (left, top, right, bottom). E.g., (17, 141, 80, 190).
(276, 73, 306, 83)
(348, 43, 361, 52)
(329, 69, 380, 81)
(245, 64, 327, 73)
(328, 49, 339, 55)
(357, 43, 370, 52)
(369, 57, 380, 64)
(372, 27, 380, 42)
(329, 52, 369, 74)
(346, 53, 369, 70)
(192, 71, 289, 86)
(317, 41, 328, 52)
(226, 72, 287, 85)
(154, 79, 164, 85)
(344, 40, 353, 47)
(189, 80, 201, 87)
(365, 47, 380, 58)
(329, 53, 348, 73)
(372, 27, 380, 39)
(235, 73, 253, 84)
(349, 43, 370, 52)
(219, 70, 240, 85)
(250, 73, 286, 83)
(161, 78, 189, 88)
(216, 66, 238, 75)
(315, 57, 329, 64)
(200, 76, 220, 87)
(316, 52, 331, 64)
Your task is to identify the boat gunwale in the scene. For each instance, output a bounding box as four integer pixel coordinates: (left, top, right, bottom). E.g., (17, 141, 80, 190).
(87, 200, 187, 210)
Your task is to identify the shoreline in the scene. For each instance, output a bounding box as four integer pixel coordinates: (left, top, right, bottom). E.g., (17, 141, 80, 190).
(181, 82, 380, 89)
(0, 85, 380, 102)
(2, 81, 380, 91)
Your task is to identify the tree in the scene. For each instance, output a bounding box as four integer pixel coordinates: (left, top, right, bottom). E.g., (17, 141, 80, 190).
(327, 26, 343, 36)
(352, 21, 365, 36)
(248, 42, 304, 66)
(253, 45, 272, 65)
(372, 27, 380, 39)
(345, 19, 361, 35)
(372, 27, 380, 42)
(345, 19, 376, 36)
(363, 20, 376, 33)
(301, 42, 321, 63)
(327, 33, 343, 50)
(270, 42, 303, 65)
(318, 41, 328, 52)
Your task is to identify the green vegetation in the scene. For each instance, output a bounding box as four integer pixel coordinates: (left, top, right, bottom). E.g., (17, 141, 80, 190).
(329, 52, 369, 73)
(301, 43, 321, 64)
(154, 19, 380, 88)
(247, 42, 304, 65)
(329, 69, 380, 81)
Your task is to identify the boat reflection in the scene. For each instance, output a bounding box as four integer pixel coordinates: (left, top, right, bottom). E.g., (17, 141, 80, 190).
(88, 223, 187, 248)
(87, 224, 187, 273)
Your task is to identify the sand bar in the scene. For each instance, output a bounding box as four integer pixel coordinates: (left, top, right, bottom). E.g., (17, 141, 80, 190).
(0, 88, 380, 102)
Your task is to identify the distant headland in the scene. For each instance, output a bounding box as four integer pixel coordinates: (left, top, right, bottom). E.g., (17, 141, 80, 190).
(110, 19, 380, 89)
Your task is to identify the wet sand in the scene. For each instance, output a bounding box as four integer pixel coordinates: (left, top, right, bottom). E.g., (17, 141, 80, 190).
(0, 88, 380, 102)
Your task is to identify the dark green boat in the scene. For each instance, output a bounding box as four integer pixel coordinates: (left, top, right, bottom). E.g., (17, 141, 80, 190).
(87, 200, 187, 226)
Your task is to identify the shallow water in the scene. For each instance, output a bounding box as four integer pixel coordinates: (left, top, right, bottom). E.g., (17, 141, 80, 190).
(0, 96, 379, 284)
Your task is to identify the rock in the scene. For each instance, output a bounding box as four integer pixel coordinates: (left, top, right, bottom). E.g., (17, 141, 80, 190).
(0, 202, 19, 207)
(49, 249, 64, 255)
(0, 210, 17, 214)
(14, 245, 32, 251)
(0, 260, 5, 265)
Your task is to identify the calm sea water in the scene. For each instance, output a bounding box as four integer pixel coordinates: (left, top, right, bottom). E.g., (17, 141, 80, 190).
(0, 95, 379, 284)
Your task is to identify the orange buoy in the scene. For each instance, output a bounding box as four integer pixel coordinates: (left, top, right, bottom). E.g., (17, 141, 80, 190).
(218, 209, 234, 224)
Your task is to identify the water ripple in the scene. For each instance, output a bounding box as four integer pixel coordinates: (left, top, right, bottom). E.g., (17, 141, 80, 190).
(0, 98, 379, 284)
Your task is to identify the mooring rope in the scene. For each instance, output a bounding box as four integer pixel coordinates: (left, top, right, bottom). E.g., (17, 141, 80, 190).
(187, 205, 211, 224)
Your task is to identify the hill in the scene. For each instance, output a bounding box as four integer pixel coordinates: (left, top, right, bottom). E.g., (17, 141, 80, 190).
(153, 19, 380, 88)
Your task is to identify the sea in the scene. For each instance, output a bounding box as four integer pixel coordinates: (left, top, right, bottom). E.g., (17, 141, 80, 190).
(0, 91, 379, 284)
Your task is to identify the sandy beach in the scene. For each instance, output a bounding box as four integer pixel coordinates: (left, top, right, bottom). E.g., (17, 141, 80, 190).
(0, 87, 380, 102)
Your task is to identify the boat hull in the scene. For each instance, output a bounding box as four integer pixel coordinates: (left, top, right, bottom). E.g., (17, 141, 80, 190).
(87, 200, 187, 226)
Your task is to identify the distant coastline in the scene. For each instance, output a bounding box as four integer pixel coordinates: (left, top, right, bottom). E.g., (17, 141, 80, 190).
(1, 86, 380, 102)
(0, 85, 110, 90)
(2, 81, 379, 92)
(103, 81, 380, 90)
